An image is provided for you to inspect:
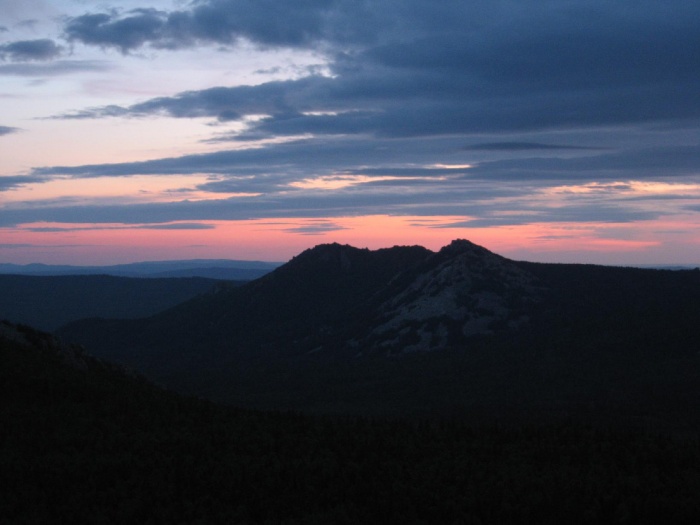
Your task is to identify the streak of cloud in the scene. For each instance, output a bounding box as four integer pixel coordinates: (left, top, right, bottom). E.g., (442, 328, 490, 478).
(0, 39, 62, 61)
(0, 126, 20, 137)
(0, 60, 111, 76)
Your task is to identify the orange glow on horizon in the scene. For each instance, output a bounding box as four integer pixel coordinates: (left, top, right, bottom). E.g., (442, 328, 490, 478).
(3, 213, 699, 266)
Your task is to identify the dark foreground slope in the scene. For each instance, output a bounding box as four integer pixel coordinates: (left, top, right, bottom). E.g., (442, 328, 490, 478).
(58, 240, 700, 427)
(4, 320, 700, 524)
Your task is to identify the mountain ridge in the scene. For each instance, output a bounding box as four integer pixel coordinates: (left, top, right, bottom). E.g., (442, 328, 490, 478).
(59, 239, 539, 363)
(56, 239, 700, 419)
(0, 258, 281, 279)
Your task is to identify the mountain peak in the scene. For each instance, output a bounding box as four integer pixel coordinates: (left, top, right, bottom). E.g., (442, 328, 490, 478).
(439, 238, 494, 257)
(285, 243, 369, 273)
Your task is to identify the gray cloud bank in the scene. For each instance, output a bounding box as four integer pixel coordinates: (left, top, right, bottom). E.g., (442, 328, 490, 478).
(60, 1, 700, 137)
(10, 1, 700, 233)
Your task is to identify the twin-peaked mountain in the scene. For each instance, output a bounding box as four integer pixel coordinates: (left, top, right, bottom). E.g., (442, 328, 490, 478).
(58, 239, 700, 418)
(59, 240, 540, 364)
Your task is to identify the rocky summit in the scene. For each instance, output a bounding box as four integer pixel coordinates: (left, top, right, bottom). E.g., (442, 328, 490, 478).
(358, 240, 543, 354)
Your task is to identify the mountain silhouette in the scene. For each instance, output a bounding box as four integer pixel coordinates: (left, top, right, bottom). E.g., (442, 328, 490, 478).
(57, 239, 700, 422)
(58, 240, 540, 364)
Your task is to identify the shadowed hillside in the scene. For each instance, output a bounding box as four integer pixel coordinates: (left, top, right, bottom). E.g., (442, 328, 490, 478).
(4, 319, 700, 523)
(0, 274, 229, 331)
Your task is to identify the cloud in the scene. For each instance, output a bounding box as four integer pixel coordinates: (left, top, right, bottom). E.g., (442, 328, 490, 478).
(0, 126, 19, 137)
(0, 60, 110, 76)
(279, 220, 350, 235)
(63, 9, 171, 54)
(463, 142, 603, 151)
(441, 206, 661, 229)
(0, 174, 49, 191)
(466, 145, 700, 181)
(24, 222, 216, 232)
(7, 1, 698, 242)
(0, 243, 89, 250)
(0, 244, 35, 249)
(139, 222, 215, 230)
(56, 78, 318, 120)
(0, 167, 678, 230)
(62, 2, 367, 53)
(0, 179, 505, 227)
(56, 2, 700, 139)
(0, 39, 63, 61)
(31, 128, 700, 189)
(16, 19, 39, 30)
(30, 135, 477, 178)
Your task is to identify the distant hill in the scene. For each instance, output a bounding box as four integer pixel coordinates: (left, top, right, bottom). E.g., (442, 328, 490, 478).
(58, 240, 700, 427)
(0, 274, 232, 331)
(0, 258, 281, 280)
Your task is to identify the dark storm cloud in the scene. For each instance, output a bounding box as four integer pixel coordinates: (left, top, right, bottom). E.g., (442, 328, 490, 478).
(0, 39, 62, 61)
(63, 9, 171, 53)
(57, 1, 700, 138)
(63, 1, 369, 52)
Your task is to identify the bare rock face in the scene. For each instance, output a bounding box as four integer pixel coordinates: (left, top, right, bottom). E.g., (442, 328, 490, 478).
(360, 240, 543, 354)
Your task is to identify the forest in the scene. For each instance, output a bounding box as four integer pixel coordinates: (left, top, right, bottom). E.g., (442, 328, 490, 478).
(3, 320, 700, 524)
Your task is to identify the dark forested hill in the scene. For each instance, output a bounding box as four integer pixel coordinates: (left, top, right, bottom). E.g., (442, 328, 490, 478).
(5, 319, 700, 524)
(57, 240, 700, 427)
(0, 274, 231, 331)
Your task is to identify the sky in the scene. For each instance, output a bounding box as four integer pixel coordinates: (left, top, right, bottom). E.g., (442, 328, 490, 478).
(1, 1, 700, 266)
